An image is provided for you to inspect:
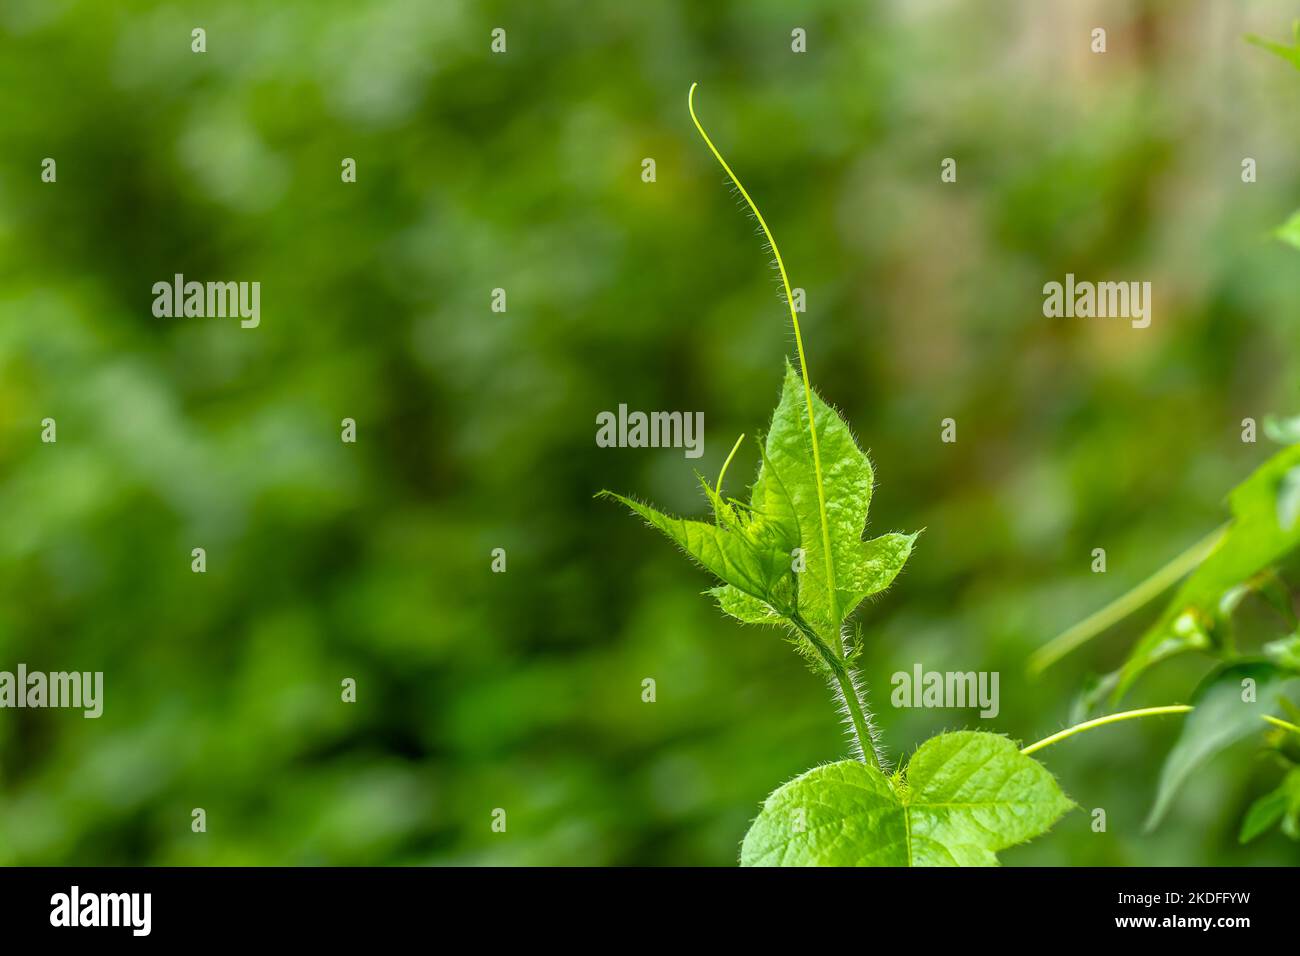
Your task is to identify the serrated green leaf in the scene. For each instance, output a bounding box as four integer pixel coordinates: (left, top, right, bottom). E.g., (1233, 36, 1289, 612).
(1147, 661, 1300, 830)
(741, 759, 906, 866)
(740, 731, 1073, 866)
(843, 532, 919, 612)
(1116, 444, 1300, 699)
(710, 584, 786, 624)
(760, 362, 872, 636)
(599, 492, 792, 608)
(756, 361, 916, 642)
(607, 362, 916, 653)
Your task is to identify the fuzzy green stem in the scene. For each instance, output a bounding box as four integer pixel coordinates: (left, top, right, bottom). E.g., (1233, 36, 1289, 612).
(791, 612, 880, 770)
(1020, 705, 1193, 757)
(832, 669, 878, 769)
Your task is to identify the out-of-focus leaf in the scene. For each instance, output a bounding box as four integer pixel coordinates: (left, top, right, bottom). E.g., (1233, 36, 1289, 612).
(1147, 662, 1299, 830)
(1264, 413, 1300, 444)
(1274, 211, 1300, 250)
(1265, 634, 1300, 671)
(1239, 767, 1300, 843)
(1247, 23, 1300, 71)
(1069, 670, 1122, 724)
(1116, 445, 1300, 700)
(1286, 773, 1300, 839)
(1239, 784, 1289, 843)
(1278, 466, 1300, 532)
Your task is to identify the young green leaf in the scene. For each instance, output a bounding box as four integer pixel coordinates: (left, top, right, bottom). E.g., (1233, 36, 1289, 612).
(740, 731, 1073, 866)
(598, 491, 795, 611)
(1238, 767, 1300, 843)
(1146, 661, 1300, 830)
(1115, 444, 1300, 700)
(1246, 21, 1300, 71)
(760, 361, 917, 644)
(709, 584, 788, 624)
(601, 363, 916, 653)
(599, 85, 924, 774)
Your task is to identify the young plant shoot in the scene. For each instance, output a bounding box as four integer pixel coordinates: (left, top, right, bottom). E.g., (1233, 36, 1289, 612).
(601, 85, 1196, 866)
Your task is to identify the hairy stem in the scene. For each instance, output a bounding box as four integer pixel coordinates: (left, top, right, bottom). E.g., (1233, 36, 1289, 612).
(832, 668, 879, 769)
(688, 83, 843, 652)
(1020, 705, 1193, 756)
(791, 611, 881, 770)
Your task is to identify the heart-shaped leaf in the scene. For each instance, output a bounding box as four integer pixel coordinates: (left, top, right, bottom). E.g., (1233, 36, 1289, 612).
(1147, 661, 1300, 830)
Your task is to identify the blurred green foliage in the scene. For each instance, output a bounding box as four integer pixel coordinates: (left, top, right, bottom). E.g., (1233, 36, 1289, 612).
(1, 0, 1299, 865)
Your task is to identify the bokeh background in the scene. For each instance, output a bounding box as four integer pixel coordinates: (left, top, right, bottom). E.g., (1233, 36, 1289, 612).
(1, 0, 1299, 865)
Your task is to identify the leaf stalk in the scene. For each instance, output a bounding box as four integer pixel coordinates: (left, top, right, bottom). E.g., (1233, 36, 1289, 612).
(791, 611, 881, 770)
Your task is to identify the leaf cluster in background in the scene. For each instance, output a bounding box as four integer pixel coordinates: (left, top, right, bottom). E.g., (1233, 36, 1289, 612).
(1115, 441, 1300, 699)
(1054, 419, 1300, 841)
